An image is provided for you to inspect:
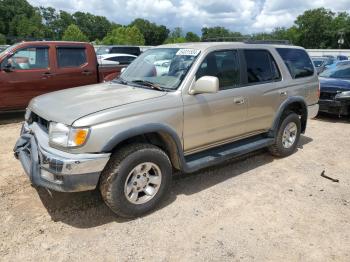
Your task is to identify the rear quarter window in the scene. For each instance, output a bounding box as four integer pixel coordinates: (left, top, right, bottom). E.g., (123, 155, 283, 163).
(57, 47, 87, 68)
(276, 48, 314, 79)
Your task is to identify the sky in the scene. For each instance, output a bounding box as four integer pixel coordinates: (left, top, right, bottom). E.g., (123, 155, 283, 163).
(28, 0, 350, 34)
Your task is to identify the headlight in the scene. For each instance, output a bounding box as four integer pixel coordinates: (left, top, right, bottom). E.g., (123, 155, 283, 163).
(49, 122, 90, 148)
(335, 91, 350, 101)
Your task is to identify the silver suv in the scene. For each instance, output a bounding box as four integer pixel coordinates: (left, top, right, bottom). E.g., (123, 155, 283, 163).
(14, 42, 319, 217)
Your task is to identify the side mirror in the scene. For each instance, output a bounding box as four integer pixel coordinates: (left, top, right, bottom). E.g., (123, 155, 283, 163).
(2, 63, 13, 72)
(189, 76, 219, 95)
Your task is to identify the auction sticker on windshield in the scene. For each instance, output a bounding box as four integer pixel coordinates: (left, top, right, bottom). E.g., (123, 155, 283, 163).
(176, 49, 200, 56)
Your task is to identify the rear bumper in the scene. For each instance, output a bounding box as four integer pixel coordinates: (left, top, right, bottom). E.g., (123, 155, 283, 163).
(14, 123, 110, 192)
(319, 99, 350, 116)
(307, 104, 319, 119)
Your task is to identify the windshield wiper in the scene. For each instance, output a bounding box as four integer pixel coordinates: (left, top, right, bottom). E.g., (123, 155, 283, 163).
(131, 80, 167, 91)
(112, 77, 128, 85)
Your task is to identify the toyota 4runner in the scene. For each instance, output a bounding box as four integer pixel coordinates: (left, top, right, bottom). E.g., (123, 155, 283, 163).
(14, 42, 319, 218)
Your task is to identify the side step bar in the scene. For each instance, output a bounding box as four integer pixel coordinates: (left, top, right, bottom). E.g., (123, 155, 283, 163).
(183, 136, 275, 173)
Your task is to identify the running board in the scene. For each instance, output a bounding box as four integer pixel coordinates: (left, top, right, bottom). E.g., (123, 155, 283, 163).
(183, 135, 274, 173)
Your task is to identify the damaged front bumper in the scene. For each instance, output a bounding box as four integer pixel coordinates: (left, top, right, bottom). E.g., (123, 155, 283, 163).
(14, 122, 110, 192)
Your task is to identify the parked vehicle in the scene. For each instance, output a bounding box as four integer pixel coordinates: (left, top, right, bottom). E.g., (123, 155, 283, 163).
(318, 65, 350, 116)
(96, 45, 141, 56)
(312, 56, 336, 74)
(337, 55, 348, 61)
(97, 53, 136, 66)
(324, 60, 350, 70)
(0, 41, 127, 111)
(14, 42, 319, 218)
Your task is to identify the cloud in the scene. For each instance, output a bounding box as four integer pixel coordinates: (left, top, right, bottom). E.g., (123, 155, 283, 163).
(28, 0, 350, 34)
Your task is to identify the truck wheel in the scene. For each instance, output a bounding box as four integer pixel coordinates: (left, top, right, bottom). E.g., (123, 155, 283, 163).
(268, 112, 301, 157)
(99, 143, 172, 218)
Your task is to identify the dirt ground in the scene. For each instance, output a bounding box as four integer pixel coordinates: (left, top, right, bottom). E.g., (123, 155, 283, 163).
(0, 114, 349, 261)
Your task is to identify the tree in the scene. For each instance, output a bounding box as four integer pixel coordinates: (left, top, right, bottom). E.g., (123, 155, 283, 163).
(9, 12, 45, 39)
(102, 26, 145, 45)
(62, 24, 89, 42)
(201, 26, 242, 41)
(164, 27, 187, 43)
(0, 33, 6, 44)
(130, 18, 169, 45)
(185, 32, 200, 42)
(73, 11, 112, 41)
(295, 8, 334, 48)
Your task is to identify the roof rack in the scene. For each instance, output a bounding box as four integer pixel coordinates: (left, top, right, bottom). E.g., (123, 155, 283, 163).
(201, 36, 291, 45)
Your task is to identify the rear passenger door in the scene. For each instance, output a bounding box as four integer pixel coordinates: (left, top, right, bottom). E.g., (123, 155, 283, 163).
(183, 50, 248, 153)
(241, 49, 283, 133)
(53, 46, 97, 90)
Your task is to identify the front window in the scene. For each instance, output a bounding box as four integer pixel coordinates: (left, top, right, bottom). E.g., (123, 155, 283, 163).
(3, 47, 49, 70)
(319, 65, 350, 79)
(118, 48, 200, 90)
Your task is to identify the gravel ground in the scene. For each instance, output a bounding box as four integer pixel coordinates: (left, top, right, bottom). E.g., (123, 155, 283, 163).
(0, 114, 349, 261)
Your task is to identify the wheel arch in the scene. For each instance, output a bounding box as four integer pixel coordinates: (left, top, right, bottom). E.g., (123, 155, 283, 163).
(101, 124, 185, 171)
(270, 96, 308, 137)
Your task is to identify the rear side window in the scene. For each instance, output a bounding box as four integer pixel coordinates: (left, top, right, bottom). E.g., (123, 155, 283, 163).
(110, 47, 141, 56)
(276, 48, 314, 78)
(244, 50, 281, 84)
(57, 47, 87, 68)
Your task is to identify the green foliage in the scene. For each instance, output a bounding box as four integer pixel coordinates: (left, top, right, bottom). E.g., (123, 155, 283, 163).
(185, 32, 200, 42)
(164, 27, 187, 43)
(102, 26, 145, 45)
(73, 12, 112, 41)
(130, 18, 169, 45)
(201, 26, 242, 41)
(62, 24, 89, 42)
(295, 8, 335, 48)
(0, 33, 6, 44)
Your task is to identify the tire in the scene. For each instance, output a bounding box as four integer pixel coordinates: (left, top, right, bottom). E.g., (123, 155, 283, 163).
(99, 143, 172, 218)
(268, 112, 301, 157)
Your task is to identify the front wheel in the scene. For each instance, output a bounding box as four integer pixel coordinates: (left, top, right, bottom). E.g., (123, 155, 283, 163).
(269, 112, 301, 157)
(99, 143, 172, 218)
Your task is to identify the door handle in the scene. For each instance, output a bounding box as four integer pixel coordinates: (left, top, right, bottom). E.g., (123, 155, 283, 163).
(233, 97, 245, 105)
(41, 72, 53, 78)
(82, 70, 92, 76)
(279, 91, 288, 96)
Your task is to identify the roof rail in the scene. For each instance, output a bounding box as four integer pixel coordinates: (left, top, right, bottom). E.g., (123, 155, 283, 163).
(201, 37, 292, 45)
(244, 39, 291, 45)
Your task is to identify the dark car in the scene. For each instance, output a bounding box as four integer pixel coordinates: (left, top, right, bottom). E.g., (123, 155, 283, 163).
(96, 45, 141, 56)
(319, 65, 350, 116)
(337, 55, 348, 61)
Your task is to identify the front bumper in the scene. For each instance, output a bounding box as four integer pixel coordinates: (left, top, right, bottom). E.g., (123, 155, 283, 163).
(319, 99, 350, 116)
(14, 122, 110, 192)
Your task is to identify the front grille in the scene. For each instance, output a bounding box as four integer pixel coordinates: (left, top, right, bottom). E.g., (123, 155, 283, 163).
(29, 112, 50, 132)
(320, 91, 337, 100)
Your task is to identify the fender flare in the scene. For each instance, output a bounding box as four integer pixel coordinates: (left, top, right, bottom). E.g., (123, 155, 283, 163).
(101, 123, 186, 170)
(270, 96, 308, 136)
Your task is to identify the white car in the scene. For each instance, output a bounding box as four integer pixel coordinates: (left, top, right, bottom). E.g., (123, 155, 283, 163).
(97, 54, 137, 66)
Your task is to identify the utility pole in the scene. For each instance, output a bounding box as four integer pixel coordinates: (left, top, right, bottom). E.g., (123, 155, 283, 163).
(338, 31, 345, 49)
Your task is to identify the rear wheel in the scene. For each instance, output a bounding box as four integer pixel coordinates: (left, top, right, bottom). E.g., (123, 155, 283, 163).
(269, 112, 301, 157)
(99, 143, 172, 218)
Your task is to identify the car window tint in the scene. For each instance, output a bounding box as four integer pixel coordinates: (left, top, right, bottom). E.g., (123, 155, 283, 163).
(7, 47, 49, 70)
(277, 48, 314, 78)
(57, 47, 87, 68)
(196, 50, 240, 90)
(110, 47, 140, 56)
(332, 67, 350, 78)
(244, 50, 280, 84)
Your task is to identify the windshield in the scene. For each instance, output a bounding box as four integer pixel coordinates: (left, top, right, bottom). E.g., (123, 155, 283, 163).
(0, 44, 18, 57)
(96, 47, 111, 55)
(319, 64, 350, 79)
(118, 48, 200, 90)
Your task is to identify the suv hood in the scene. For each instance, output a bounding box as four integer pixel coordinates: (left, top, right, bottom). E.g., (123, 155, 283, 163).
(29, 82, 167, 125)
(319, 77, 350, 92)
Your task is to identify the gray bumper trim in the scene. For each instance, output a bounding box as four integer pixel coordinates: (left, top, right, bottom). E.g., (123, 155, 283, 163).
(14, 123, 110, 192)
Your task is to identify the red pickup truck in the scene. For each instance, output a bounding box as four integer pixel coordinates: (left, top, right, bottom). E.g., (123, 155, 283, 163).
(0, 41, 125, 111)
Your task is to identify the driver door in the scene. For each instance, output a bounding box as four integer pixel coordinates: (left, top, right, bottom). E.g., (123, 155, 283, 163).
(0, 46, 52, 110)
(182, 50, 248, 154)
